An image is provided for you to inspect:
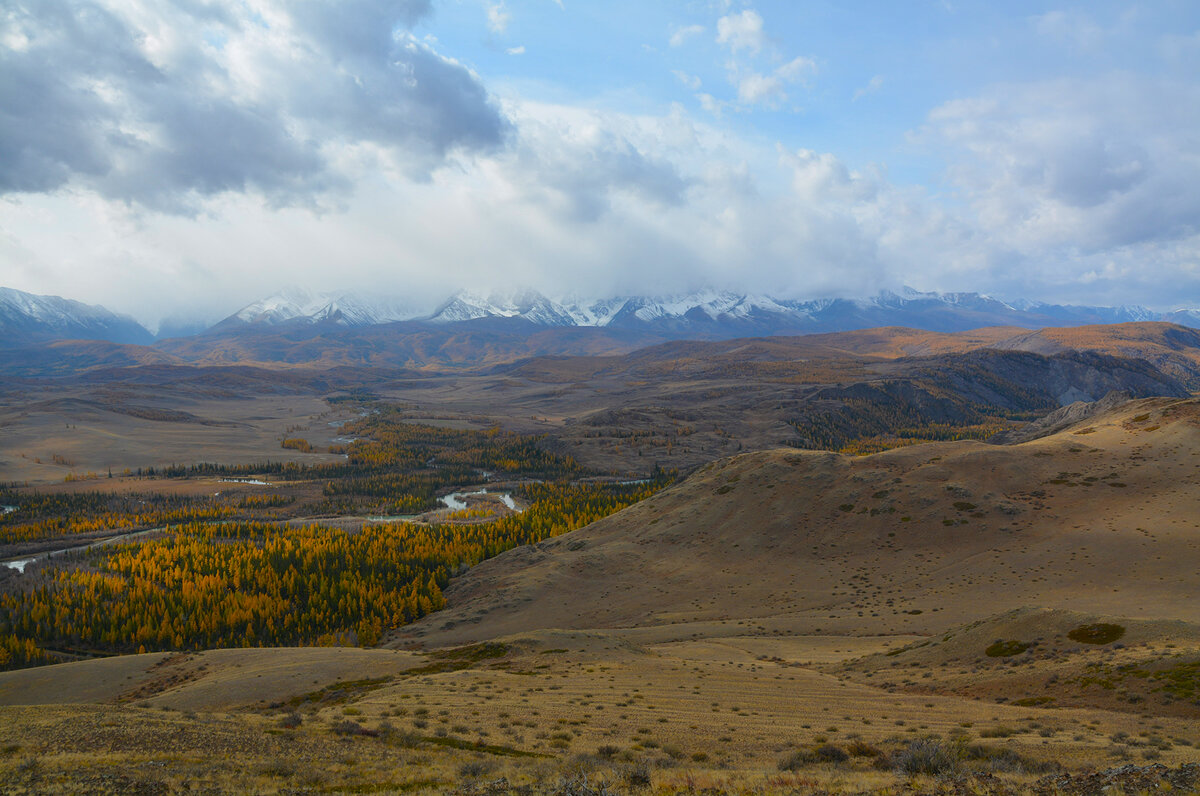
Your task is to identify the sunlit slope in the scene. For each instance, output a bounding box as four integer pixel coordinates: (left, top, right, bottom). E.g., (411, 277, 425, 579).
(993, 322, 1200, 387)
(400, 396, 1200, 647)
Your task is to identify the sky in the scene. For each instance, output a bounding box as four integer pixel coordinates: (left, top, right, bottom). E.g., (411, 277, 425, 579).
(2, 0, 1199, 329)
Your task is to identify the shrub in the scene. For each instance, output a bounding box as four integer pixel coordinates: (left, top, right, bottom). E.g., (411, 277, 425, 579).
(259, 759, 296, 778)
(985, 640, 1031, 657)
(894, 739, 961, 776)
(331, 720, 362, 736)
(815, 744, 849, 763)
(778, 749, 817, 770)
(457, 760, 495, 779)
(391, 729, 422, 748)
(623, 762, 651, 788)
(1068, 623, 1125, 645)
(847, 739, 881, 757)
(965, 744, 1059, 774)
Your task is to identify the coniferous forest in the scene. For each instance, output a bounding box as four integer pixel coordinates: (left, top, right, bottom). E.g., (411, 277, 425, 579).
(0, 400, 672, 669)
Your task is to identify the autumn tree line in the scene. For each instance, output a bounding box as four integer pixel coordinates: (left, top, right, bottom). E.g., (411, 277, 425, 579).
(0, 489, 265, 545)
(0, 407, 589, 544)
(0, 401, 674, 669)
(0, 478, 669, 669)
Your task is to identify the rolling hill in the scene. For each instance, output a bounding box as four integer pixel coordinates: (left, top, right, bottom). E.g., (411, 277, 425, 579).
(400, 395, 1200, 648)
(0, 395, 1197, 792)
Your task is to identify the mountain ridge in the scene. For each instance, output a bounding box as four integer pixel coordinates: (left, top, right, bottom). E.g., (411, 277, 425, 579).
(215, 285, 1182, 337)
(0, 287, 153, 346)
(7, 283, 1200, 356)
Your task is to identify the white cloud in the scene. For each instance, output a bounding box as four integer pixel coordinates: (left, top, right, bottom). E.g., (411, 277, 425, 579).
(916, 74, 1200, 304)
(716, 10, 765, 54)
(710, 9, 814, 110)
(732, 71, 780, 105)
(1030, 10, 1103, 50)
(926, 76, 1200, 252)
(507, 45, 526, 55)
(4, 2, 1198, 323)
(487, 2, 510, 35)
(776, 56, 816, 82)
(0, 92, 988, 323)
(669, 24, 704, 48)
(725, 55, 814, 108)
(672, 70, 702, 90)
(696, 93, 728, 117)
(0, 0, 506, 212)
(853, 74, 884, 101)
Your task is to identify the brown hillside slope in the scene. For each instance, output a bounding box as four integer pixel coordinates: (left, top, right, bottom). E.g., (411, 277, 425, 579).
(398, 395, 1200, 648)
(992, 322, 1200, 387)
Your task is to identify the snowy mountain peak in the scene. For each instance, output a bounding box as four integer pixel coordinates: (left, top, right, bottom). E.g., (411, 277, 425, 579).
(222, 289, 427, 329)
(0, 286, 152, 345)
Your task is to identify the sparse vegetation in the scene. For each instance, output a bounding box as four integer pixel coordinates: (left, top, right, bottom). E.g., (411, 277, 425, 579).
(985, 639, 1031, 657)
(893, 739, 962, 776)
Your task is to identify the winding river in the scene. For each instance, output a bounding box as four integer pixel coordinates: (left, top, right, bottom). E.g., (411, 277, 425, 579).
(2, 489, 521, 574)
(2, 527, 164, 574)
(439, 489, 517, 511)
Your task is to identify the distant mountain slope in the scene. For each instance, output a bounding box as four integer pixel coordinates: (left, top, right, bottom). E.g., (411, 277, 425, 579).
(0, 340, 182, 378)
(508, 322, 1200, 388)
(156, 317, 663, 370)
(0, 287, 152, 346)
(989, 322, 1200, 388)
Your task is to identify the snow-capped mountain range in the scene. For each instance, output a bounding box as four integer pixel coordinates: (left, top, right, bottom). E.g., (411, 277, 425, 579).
(210, 286, 1189, 335)
(422, 289, 804, 328)
(4, 285, 1200, 348)
(0, 286, 152, 345)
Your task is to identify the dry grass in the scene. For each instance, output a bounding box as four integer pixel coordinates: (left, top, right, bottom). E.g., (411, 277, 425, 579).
(2, 396, 1199, 792)
(0, 629, 1196, 793)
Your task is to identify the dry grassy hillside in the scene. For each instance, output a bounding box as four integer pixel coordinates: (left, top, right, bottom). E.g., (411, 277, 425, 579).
(401, 395, 1200, 648)
(992, 323, 1200, 387)
(1, 396, 1199, 793)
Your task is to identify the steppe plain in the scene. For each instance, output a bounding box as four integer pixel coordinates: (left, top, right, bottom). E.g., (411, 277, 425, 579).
(0, 325, 1198, 794)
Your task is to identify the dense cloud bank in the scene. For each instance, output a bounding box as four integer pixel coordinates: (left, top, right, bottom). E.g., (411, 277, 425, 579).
(0, 0, 506, 209)
(1, 2, 1198, 324)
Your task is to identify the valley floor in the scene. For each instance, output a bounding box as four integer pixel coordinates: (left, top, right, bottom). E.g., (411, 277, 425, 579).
(1, 396, 1199, 793)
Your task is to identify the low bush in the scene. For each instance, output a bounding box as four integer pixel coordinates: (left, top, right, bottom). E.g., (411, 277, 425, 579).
(815, 744, 848, 763)
(777, 749, 817, 770)
(1068, 623, 1125, 645)
(894, 739, 961, 777)
(985, 639, 1031, 657)
(847, 739, 882, 757)
(623, 762, 651, 788)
